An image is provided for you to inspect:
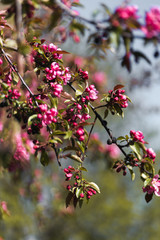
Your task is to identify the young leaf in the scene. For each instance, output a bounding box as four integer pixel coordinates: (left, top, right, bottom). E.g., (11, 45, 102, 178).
(129, 142, 142, 160)
(113, 84, 125, 91)
(40, 149, 49, 166)
(28, 114, 38, 126)
(66, 192, 74, 208)
(67, 154, 83, 163)
(145, 193, 153, 203)
(88, 182, 100, 193)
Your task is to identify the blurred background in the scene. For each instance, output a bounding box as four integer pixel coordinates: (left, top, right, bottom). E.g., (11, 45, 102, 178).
(1, 0, 160, 240)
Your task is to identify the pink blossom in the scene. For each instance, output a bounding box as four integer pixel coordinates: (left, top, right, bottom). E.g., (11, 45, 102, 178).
(0, 122, 3, 132)
(105, 144, 120, 159)
(14, 134, 30, 162)
(92, 72, 106, 84)
(1, 201, 10, 215)
(142, 7, 160, 38)
(152, 175, 160, 196)
(130, 130, 145, 143)
(80, 193, 84, 198)
(115, 5, 139, 20)
(146, 148, 156, 161)
(74, 57, 84, 67)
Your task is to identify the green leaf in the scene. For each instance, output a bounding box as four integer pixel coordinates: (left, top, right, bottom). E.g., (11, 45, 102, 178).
(40, 149, 49, 166)
(88, 182, 100, 193)
(28, 114, 38, 126)
(48, 94, 58, 108)
(49, 137, 63, 144)
(104, 109, 109, 119)
(79, 167, 88, 172)
(77, 141, 85, 153)
(75, 89, 83, 97)
(79, 199, 83, 208)
(1, 82, 9, 90)
(76, 188, 81, 198)
(127, 166, 135, 181)
(145, 193, 153, 203)
(129, 142, 142, 160)
(67, 154, 83, 163)
(66, 191, 73, 208)
(11, 71, 19, 85)
(70, 21, 86, 35)
(64, 130, 73, 140)
(114, 103, 123, 117)
(18, 44, 31, 56)
(62, 146, 79, 152)
(141, 173, 148, 179)
(48, 10, 62, 30)
(144, 178, 152, 187)
(132, 50, 151, 65)
(117, 136, 126, 141)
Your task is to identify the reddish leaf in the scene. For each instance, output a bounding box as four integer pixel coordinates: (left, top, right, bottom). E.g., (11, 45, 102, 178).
(114, 84, 125, 91)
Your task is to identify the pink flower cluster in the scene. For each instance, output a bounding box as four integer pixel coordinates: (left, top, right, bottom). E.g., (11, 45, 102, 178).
(38, 104, 58, 125)
(45, 62, 71, 85)
(50, 82, 63, 97)
(85, 85, 98, 101)
(146, 148, 156, 162)
(64, 165, 75, 181)
(79, 69, 88, 80)
(13, 133, 30, 162)
(115, 5, 139, 20)
(65, 102, 90, 128)
(42, 43, 63, 59)
(130, 130, 145, 143)
(142, 7, 160, 38)
(86, 188, 97, 199)
(143, 175, 160, 196)
(109, 89, 128, 108)
(76, 126, 85, 141)
(8, 89, 21, 100)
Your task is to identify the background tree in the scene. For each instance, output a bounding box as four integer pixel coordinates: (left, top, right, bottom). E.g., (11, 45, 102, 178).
(0, 0, 160, 239)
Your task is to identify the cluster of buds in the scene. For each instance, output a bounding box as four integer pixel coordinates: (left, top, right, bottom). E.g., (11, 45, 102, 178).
(7, 89, 21, 100)
(65, 102, 90, 128)
(115, 5, 139, 20)
(145, 148, 156, 162)
(76, 126, 85, 141)
(130, 130, 145, 143)
(142, 7, 160, 38)
(78, 69, 88, 80)
(50, 82, 63, 97)
(108, 89, 128, 108)
(64, 165, 75, 181)
(37, 104, 58, 125)
(64, 166, 98, 201)
(45, 62, 71, 85)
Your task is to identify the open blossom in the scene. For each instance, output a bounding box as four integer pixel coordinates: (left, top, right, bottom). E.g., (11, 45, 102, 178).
(130, 130, 145, 143)
(143, 175, 160, 196)
(151, 175, 160, 196)
(85, 85, 98, 101)
(142, 7, 160, 38)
